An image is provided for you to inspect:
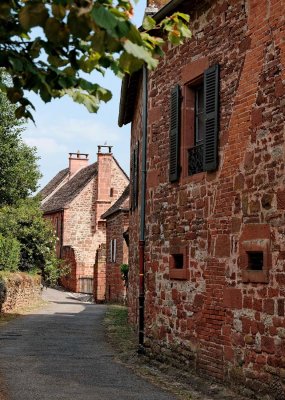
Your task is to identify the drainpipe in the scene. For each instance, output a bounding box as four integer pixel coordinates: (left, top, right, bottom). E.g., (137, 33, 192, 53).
(138, 64, 148, 354)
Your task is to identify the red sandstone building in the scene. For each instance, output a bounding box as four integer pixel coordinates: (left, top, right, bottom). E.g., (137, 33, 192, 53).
(119, 0, 285, 396)
(40, 146, 129, 301)
(102, 185, 129, 303)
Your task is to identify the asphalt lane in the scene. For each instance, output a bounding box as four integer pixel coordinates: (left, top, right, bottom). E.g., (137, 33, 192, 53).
(0, 288, 176, 400)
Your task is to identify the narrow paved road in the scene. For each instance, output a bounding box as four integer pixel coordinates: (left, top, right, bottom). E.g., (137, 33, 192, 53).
(0, 288, 177, 400)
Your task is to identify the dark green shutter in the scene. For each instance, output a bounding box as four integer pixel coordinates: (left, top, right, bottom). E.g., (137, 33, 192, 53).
(169, 85, 181, 182)
(203, 64, 219, 171)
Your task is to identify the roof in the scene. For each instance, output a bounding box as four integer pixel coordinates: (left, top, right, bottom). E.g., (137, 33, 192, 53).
(39, 168, 69, 200)
(41, 163, 98, 213)
(101, 185, 130, 219)
(118, 0, 192, 126)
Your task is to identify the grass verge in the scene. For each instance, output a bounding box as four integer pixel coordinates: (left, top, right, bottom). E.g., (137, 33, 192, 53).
(104, 305, 195, 400)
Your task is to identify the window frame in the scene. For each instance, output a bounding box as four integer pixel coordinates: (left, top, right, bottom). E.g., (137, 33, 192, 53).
(169, 245, 189, 280)
(110, 238, 117, 263)
(180, 58, 209, 184)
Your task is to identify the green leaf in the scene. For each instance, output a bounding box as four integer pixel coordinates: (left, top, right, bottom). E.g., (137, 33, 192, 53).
(7, 87, 23, 104)
(67, 10, 91, 40)
(44, 18, 69, 45)
(47, 55, 68, 68)
(174, 12, 190, 23)
(19, 4, 49, 31)
(119, 53, 143, 74)
(91, 6, 119, 35)
(15, 105, 25, 119)
(52, 4, 66, 20)
(8, 57, 23, 72)
(123, 40, 158, 69)
(64, 89, 100, 113)
(142, 16, 156, 31)
(97, 87, 112, 102)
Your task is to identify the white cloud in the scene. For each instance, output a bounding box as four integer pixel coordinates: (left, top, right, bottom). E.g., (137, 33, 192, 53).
(24, 137, 68, 154)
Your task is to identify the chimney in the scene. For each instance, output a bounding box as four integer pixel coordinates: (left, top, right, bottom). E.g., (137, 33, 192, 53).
(146, 0, 169, 14)
(69, 151, 89, 176)
(96, 145, 113, 204)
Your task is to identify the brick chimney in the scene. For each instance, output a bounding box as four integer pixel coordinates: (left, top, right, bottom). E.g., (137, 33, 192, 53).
(146, 0, 169, 14)
(96, 145, 113, 220)
(69, 151, 89, 176)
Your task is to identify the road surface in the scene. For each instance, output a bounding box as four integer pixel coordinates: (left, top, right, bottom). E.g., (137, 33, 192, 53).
(0, 288, 177, 400)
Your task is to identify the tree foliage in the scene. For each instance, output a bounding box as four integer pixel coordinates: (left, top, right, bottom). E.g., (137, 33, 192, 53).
(0, 198, 64, 284)
(0, 78, 41, 205)
(0, 83, 65, 284)
(0, 0, 191, 119)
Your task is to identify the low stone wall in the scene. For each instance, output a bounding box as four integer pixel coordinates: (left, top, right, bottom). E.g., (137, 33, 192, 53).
(0, 272, 41, 313)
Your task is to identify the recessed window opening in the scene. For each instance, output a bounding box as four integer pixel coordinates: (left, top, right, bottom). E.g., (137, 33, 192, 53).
(247, 251, 263, 271)
(188, 81, 205, 176)
(195, 83, 204, 144)
(172, 254, 184, 269)
(110, 188, 114, 197)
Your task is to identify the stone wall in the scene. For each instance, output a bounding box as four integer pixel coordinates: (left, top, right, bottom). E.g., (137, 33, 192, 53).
(105, 211, 129, 303)
(50, 153, 128, 295)
(0, 273, 41, 313)
(128, 0, 285, 397)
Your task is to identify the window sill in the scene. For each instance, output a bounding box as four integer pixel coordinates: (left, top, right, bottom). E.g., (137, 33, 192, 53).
(180, 171, 206, 185)
(242, 270, 269, 284)
(169, 268, 188, 280)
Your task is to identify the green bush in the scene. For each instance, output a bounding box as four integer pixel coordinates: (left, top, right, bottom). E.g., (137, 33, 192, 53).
(120, 263, 129, 287)
(0, 234, 20, 272)
(0, 198, 66, 285)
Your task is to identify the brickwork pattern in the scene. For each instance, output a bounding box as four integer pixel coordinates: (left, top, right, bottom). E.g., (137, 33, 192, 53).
(105, 212, 129, 303)
(128, 0, 285, 396)
(45, 155, 129, 296)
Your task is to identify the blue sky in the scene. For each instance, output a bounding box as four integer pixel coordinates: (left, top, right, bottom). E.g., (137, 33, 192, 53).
(22, 1, 146, 190)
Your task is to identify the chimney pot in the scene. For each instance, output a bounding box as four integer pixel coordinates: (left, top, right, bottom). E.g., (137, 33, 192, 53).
(69, 151, 89, 176)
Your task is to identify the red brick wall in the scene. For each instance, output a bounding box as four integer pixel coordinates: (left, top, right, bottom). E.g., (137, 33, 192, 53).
(128, 0, 285, 396)
(128, 78, 143, 326)
(60, 246, 77, 292)
(105, 211, 129, 303)
(94, 244, 106, 302)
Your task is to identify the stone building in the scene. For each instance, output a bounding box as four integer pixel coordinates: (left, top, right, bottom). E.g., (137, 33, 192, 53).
(102, 185, 129, 303)
(40, 146, 129, 300)
(119, 0, 285, 396)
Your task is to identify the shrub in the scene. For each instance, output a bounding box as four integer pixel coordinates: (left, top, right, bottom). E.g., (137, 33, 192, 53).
(120, 264, 129, 287)
(0, 234, 20, 272)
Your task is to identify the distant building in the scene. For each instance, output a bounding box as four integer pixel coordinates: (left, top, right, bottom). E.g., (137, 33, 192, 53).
(102, 185, 129, 303)
(40, 146, 129, 301)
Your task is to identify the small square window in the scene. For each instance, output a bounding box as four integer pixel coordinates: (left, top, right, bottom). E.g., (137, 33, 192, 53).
(172, 254, 184, 269)
(247, 251, 263, 271)
(169, 246, 188, 280)
(239, 227, 271, 284)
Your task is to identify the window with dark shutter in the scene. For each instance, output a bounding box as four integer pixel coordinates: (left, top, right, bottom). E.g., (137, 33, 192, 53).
(169, 85, 181, 182)
(203, 64, 219, 171)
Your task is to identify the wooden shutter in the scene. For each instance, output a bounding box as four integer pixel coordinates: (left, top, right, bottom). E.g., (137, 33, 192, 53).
(113, 239, 117, 262)
(169, 85, 181, 182)
(203, 64, 219, 171)
(110, 239, 113, 262)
